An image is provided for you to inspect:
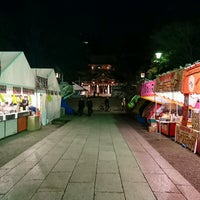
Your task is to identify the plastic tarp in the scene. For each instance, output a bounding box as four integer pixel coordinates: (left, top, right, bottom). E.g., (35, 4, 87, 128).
(0, 52, 35, 88)
(61, 98, 74, 115)
(132, 98, 148, 115)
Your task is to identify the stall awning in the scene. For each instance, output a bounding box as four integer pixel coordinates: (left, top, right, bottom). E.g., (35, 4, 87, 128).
(142, 102, 162, 119)
(72, 82, 87, 91)
(141, 94, 170, 104)
(155, 91, 199, 109)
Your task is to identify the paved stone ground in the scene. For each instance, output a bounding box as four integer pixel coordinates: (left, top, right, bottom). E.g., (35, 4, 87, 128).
(0, 113, 157, 200)
(115, 113, 200, 194)
(0, 112, 200, 196)
(0, 122, 65, 167)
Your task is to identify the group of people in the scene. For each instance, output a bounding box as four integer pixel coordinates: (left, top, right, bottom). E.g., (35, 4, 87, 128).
(77, 96, 127, 115)
(78, 97, 93, 116)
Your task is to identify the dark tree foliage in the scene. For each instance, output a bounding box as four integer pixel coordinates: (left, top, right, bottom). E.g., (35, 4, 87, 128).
(148, 19, 200, 78)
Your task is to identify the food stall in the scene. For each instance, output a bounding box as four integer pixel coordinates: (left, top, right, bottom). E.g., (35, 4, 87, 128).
(0, 52, 61, 139)
(154, 69, 184, 137)
(31, 68, 61, 126)
(141, 79, 172, 133)
(140, 80, 171, 117)
(178, 62, 200, 153)
(0, 52, 36, 138)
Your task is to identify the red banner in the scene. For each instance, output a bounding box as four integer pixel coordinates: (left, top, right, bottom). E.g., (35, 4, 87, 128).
(181, 62, 200, 94)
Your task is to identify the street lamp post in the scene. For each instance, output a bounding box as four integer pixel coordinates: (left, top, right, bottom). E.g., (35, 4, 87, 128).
(155, 52, 162, 59)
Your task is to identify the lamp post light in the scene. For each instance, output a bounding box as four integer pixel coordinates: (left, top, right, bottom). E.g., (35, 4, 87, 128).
(140, 72, 145, 79)
(82, 41, 88, 44)
(140, 72, 146, 83)
(155, 52, 162, 59)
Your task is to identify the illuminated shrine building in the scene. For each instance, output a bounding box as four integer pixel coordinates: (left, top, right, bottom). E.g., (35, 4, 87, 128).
(82, 64, 117, 97)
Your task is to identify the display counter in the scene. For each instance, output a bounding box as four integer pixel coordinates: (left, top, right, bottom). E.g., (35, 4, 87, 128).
(0, 111, 30, 140)
(5, 113, 17, 137)
(157, 120, 176, 137)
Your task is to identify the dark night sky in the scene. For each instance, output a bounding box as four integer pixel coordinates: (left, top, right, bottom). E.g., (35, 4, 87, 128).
(1, 0, 200, 81)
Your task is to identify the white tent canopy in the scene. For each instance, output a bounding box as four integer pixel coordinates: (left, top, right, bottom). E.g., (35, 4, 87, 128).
(0, 52, 61, 126)
(72, 82, 86, 91)
(31, 68, 61, 125)
(0, 51, 35, 88)
(32, 68, 60, 91)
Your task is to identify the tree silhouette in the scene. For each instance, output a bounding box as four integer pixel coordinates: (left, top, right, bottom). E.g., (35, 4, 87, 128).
(147, 19, 200, 79)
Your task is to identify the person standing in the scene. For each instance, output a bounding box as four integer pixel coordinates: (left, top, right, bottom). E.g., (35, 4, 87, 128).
(78, 97, 85, 116)
(105, 97, 110, 111)
(121, 97, 126, 111)
(86, 97, 93, 116)
(21, 96, 29, 110)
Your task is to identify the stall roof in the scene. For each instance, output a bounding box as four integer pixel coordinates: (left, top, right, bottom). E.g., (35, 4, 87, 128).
(153, 68, 199, 109)
(31, 68, 60, 92)
(140, 79, 174, 105)
(72, 82, 87, 91)
(0, 51, 35, 88)
(154, 69, 183, 93)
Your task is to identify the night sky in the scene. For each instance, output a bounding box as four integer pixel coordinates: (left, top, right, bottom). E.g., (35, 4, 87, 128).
(0, 0, 200, 82)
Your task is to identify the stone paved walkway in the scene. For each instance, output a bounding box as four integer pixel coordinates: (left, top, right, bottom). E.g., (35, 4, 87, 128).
(0, 113, 199, 200)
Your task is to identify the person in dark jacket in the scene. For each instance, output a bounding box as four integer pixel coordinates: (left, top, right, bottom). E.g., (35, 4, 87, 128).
(78, 98, 85, 116)
(86, 97, 93, 116)
(105, 97, 110, 111)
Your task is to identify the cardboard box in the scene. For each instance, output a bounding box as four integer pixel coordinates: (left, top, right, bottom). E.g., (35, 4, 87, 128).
(148, 126, 157, 133)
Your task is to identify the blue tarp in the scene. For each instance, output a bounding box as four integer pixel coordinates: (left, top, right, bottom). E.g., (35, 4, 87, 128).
(61, 98, 75, 115)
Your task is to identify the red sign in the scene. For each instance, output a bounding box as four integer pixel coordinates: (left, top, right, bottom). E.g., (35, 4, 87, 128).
(181, 94, 189, 126)
(155, 69, 183, 92)
(175, 124, 198, 153)
(182, 62, 200, 94)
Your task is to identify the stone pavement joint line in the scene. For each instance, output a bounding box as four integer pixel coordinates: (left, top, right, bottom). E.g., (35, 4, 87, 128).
(0, 114, 199, 200)
(119, 122, 200, 200)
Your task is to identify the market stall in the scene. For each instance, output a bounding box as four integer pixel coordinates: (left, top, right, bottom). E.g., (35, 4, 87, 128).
(178, 62, 200, 153)
(0, 52, 35, 138)
(140, 79, 170, 118)
(154, 69, 184, 137)
(0, 52, 62, 139)
(31, 68, 61, 126)
(140, 79, 172, 133)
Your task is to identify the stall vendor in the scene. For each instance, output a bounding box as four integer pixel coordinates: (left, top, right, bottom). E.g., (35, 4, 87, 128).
(21, 96, 29, 110)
